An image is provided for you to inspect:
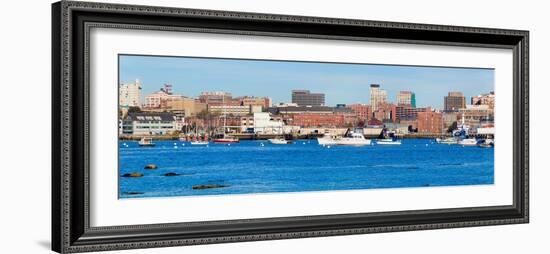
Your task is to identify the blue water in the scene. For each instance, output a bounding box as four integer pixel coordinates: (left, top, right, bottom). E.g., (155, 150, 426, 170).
(119, 139, 494, 198)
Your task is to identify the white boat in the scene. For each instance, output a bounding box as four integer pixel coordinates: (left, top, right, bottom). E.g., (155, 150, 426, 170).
(436, 137, 458, 144)
(268, 138, 293, 144)
(334, 132, 371, 146)
(190, 141, 209, 145)
(138, 137, 155, 147)
(377, 138, 401, 145)
(478, 138, 494, 148)
(317, 135, 338, 145)
(458, 138, 478, 146)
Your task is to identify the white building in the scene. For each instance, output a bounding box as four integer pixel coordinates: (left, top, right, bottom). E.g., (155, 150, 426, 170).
(370, 84, 387, 111)
(122, 112, 178, 135)
(241, 113, 284, 134)
(119, 79, 142, 108)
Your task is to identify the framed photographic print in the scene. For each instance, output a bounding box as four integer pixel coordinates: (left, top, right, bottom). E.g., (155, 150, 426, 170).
(52, 1, 529, 253)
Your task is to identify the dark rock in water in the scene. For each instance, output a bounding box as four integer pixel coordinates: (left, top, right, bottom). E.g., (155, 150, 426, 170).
(122, 172, 143, 177)
(164, 172, 179, 177)
(192, 184, 229, 190)
(144, 164, 158, 169)
(123, 191, 144, 195)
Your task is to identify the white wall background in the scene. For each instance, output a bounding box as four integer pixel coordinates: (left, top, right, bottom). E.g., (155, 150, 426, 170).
(0, 0, 546, 253)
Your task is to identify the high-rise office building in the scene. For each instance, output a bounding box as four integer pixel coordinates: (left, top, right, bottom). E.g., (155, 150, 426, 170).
(291, 90, 325, 106)
(444, 92, 466, 111)
(397, 91, 416, 108)
(119, 79, 142, 108)
(370, 84, 387, 112)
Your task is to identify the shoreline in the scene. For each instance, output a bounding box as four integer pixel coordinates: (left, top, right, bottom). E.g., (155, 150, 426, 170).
(118, 133, 486, 141)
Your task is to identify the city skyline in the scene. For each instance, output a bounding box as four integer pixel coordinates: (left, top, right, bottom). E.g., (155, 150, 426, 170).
(119, 55, 494, 109)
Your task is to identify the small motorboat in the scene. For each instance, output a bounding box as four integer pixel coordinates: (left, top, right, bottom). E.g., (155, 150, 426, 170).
(138, 137, 155, 147)
(478, 139, 494, 148)
(377, 138, 402, 145)
(318, 130, 371, 146)
(213, 135, 239, 144)
(435, 137, 458, 144)
(458, 138, 479, 146)
(268, 138, 293, 144)
(190, 141, 209, 145)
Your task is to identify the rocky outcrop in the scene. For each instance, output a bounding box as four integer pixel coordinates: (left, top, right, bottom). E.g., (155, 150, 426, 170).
(144, 164, 158, 169)
(192, 184, 228, 190)
(121, 172, 144, 177)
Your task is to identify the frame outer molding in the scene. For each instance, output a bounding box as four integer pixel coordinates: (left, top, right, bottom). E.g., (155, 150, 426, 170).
(52, 1, 529, 253)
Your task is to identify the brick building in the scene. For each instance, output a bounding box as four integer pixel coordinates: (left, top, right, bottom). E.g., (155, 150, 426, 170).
(292, 113, 345, 127)
(417, 111, 443, 133)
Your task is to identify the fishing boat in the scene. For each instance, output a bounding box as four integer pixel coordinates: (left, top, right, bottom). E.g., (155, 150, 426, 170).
(435, 137, 458, 144)
(317, 135, 338, 145)
(268, 138, 293, 144)
(138, 137, 155, 147)
(377, 138, 402, 145)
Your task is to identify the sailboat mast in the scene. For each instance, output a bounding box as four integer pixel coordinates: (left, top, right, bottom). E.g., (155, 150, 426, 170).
(223, 94, 226, 134)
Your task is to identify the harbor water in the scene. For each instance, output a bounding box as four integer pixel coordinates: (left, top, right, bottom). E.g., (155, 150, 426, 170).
(119, 139, 494, 198)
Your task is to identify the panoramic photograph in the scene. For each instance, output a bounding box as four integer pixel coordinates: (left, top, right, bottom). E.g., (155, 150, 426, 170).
(118, 54, 495, 199)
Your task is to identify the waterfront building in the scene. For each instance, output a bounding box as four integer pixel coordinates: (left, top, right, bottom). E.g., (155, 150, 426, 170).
(394, 106, 431, 122)
(370, 84, 388, 112)
(268, 105, 350, 115)
(240, 112, 284, 134)
(442, 111, 460, 129)
(165, 97, 207, 117)
(471, 91, 495, 110)
(400, 118, 418, 131)
(119, 79, 142, 108)
(458, 105, 494, 129)
(198, 91, 238, 106)
(397, 91, 416, 107)
(207, 105, 261, 116)
(477, 124, 495, 136)
(292, 113, 345, 127)
(372, 103, 394, 122)
(122, 112, 178, 135)
(417, 111, 443, 133)
(291, 90, 325, 106)
(346, 104, 372, 121)
(444, 91, 466, 111)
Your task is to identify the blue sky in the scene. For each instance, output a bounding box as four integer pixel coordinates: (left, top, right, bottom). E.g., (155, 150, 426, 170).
(119, 55, 494, 109)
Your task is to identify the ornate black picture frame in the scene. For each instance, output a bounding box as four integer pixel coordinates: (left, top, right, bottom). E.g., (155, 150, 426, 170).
(52, 1, 529, 253)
